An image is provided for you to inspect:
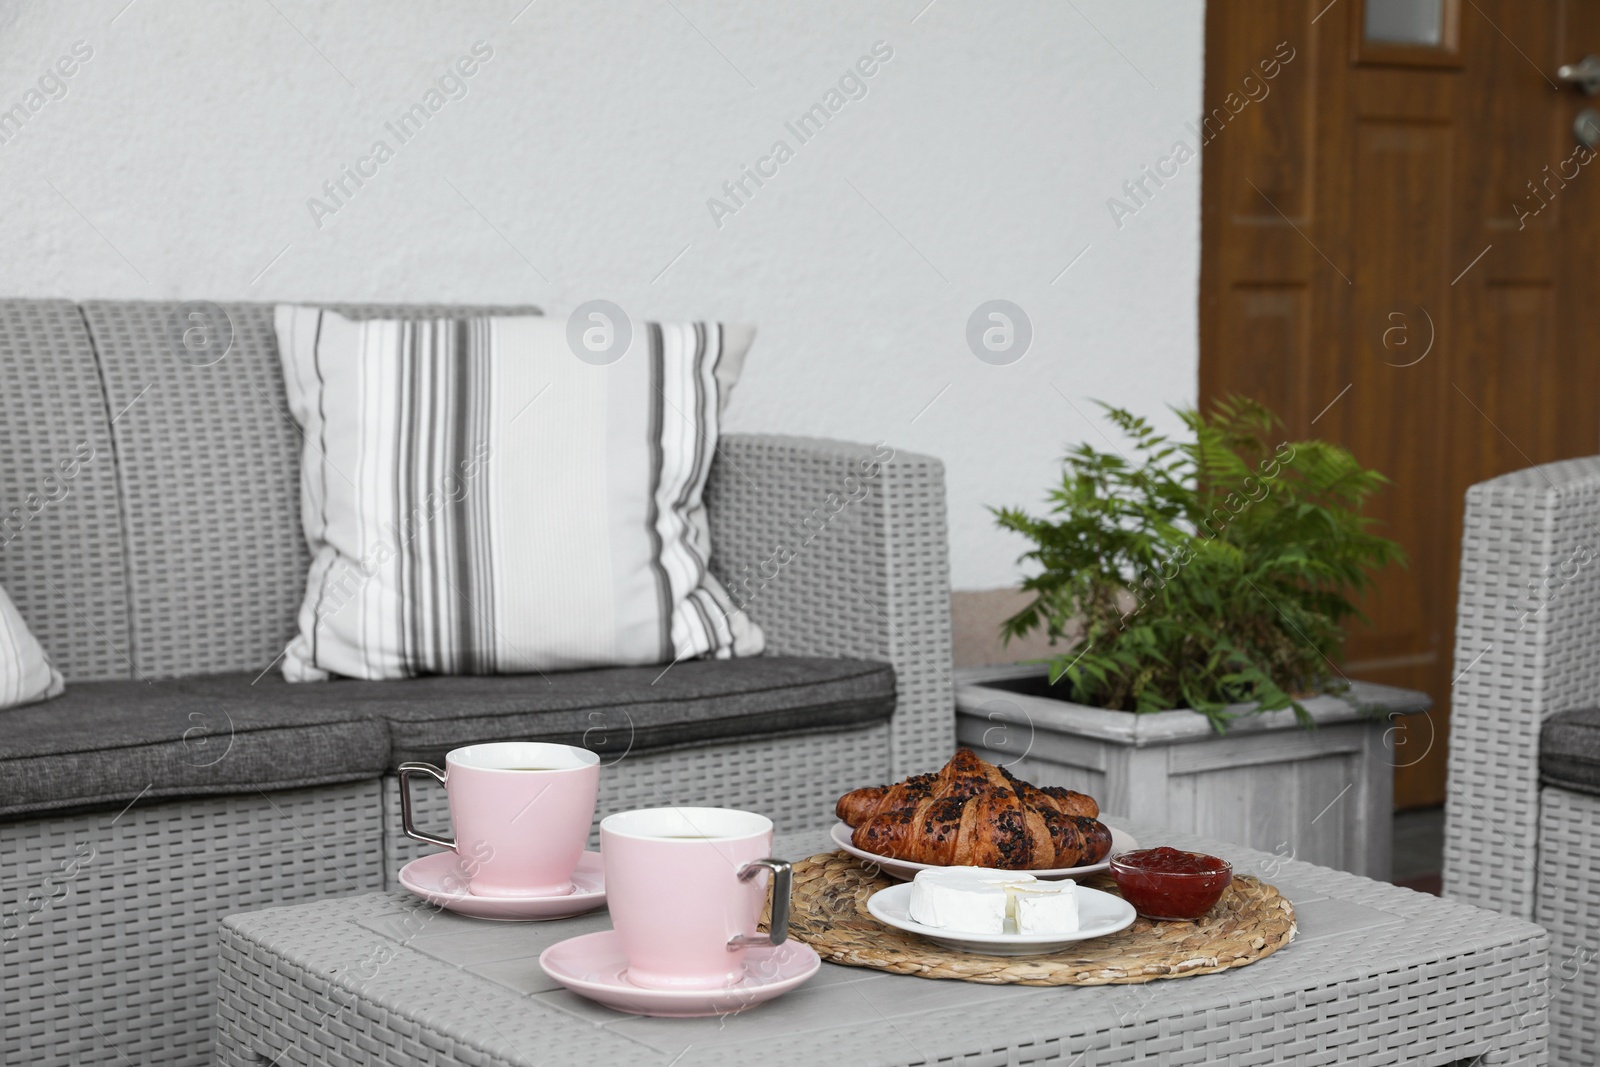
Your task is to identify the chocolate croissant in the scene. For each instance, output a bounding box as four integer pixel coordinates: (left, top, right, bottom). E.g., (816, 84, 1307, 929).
(837, 748, 1113, 870)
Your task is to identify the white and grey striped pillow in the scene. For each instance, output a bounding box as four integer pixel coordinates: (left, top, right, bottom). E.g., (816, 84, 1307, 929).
(273, 307, 763, 682)
(0, 583, 63, 708)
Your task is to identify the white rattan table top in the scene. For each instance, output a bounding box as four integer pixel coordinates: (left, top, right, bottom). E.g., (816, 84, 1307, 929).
(218, 821, 1551, 1066)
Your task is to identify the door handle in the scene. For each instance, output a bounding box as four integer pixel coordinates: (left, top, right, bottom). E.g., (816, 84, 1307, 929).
(1577, 108, 1600, 150)
(1558, 55, 1600, 95)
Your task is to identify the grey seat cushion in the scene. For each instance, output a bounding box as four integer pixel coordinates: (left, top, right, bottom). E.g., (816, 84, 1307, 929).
(0, 656, 894, 817)
(1541, 708, 1600, 797)
(0, 674, 392, 819)
(377, 656, 896, 765)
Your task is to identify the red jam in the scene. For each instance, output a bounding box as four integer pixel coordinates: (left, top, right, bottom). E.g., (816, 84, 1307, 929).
(1109, 847, 1233, 921)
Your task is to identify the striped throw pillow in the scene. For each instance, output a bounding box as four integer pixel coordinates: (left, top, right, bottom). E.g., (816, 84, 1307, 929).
(0, 583, 63, 709)
(273, 307, 763, 682)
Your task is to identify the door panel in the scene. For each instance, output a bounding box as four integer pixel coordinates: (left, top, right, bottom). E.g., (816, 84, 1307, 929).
(1228, 286, 1313, 428)
(1200, 0, 1600, 808)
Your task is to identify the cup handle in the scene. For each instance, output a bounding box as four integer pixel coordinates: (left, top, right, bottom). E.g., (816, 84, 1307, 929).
(398, 762, 455, 851)
(728, 858, 792, 950)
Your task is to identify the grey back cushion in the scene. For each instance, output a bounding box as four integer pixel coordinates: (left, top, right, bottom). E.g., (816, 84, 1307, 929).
(0, 299, 130, 681)
(79, 301, 540, 679)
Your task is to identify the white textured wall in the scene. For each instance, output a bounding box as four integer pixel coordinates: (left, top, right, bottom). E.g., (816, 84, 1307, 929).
(0, 0, 1203, 590)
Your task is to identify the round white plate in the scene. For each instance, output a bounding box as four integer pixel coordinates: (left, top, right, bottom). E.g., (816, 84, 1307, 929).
(866, 882, 1136, 956)
(829, 821, 1137, 882)
(398, 850, 606, 921)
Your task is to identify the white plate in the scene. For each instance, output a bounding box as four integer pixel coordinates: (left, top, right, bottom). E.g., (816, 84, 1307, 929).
(866, 882, 1136, 956)
(830, 821, 1136, 882)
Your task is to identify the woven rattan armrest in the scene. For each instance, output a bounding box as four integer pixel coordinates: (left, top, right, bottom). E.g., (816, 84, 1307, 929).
(1443, 455, 1600, 918)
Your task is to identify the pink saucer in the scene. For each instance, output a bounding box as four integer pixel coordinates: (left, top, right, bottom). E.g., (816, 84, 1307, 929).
(398, 850, 606, 921)
(539, 930, 821, 1017)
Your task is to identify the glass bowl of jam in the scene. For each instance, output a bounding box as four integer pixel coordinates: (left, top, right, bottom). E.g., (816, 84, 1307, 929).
(1109, 847, 1233, 921)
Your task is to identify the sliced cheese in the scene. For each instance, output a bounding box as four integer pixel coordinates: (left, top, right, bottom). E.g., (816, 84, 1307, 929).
(1012, 879, 1079, 934)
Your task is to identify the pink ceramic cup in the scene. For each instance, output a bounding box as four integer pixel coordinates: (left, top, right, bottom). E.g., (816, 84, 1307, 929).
(601, 807, 792, 991)
(399, 742, 600, 898)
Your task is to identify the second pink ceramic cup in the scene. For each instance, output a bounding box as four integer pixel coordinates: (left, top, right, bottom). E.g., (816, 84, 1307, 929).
(601, 807, 792, 990)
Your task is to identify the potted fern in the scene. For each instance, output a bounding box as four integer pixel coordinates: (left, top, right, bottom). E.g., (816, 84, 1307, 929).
(953, 398, 1430, 879)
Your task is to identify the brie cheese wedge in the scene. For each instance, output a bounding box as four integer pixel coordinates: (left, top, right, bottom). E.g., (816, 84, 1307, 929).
(907, 867, 1080, 935)
(907, 867, 1018, 932)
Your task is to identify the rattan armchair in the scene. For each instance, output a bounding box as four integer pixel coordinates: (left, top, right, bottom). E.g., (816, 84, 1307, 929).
(1442, 456, 1600, 1066)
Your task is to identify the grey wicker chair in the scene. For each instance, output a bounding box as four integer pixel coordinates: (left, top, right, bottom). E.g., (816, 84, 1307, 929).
(1442, 456, 1600, 1066)
(0, 298, 955, 1066)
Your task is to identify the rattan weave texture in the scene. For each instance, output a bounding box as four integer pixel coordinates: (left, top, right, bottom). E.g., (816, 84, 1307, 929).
(0, 298, 130, 682)
(81, 300, 303, 679)
(2, 782, 383, 1067)
(1442, 456, 1600, 1066)
(1535, 785, 1600, 1066)
(217, 824, 1552, 1067)
(78, 301, 539, 679)
(1445, 457, 1600, 915)
(707, 435, 955, 780)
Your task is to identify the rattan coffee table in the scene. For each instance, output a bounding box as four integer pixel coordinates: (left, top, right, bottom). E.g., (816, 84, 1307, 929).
(216, 823, 1550, 1066)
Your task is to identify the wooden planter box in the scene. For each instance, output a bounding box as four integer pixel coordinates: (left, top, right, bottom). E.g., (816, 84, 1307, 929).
(954, 664, 1432, 880)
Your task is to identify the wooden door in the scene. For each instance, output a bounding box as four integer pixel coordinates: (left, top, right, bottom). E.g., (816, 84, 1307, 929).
(1200, 0, 1600, 808)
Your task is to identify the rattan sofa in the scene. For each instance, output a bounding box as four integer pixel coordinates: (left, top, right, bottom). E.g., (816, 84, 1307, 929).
(1442, 456, 1600, 1066)
(0, 298, 955, 1066)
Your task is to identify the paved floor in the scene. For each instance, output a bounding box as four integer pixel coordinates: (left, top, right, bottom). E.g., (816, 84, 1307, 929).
(1391, 805, 1445, 895)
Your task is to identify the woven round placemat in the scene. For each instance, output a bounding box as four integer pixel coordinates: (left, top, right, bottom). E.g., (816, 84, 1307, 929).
(781, 851, 1295, 986)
